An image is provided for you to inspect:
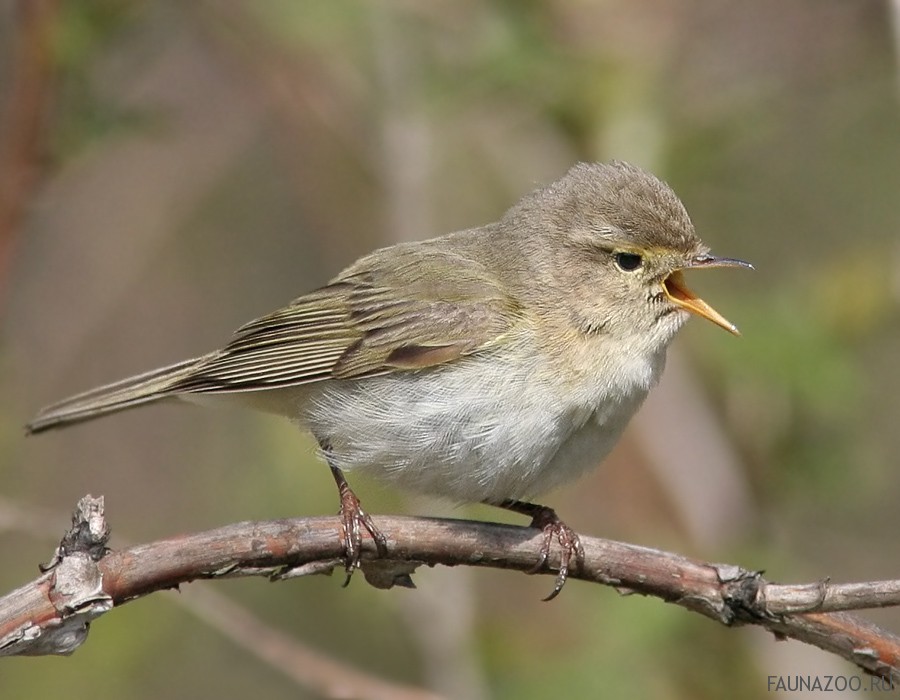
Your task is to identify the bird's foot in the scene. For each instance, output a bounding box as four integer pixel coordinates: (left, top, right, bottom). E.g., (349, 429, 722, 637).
(497, 500, 585, 601)
(528, 506, 584, 601)
(332, 467, 388, 586)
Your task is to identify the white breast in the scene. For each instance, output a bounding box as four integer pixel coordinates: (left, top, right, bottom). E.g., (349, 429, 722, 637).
(295, 336, 668, 504)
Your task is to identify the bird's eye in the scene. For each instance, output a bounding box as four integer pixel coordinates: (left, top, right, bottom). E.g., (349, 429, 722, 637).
(614, 252, 643, 271)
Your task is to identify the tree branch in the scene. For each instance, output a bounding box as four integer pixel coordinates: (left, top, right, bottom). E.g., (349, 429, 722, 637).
(2, 496, 900, 685)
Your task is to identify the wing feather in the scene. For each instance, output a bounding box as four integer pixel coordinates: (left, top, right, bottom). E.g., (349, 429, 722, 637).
(170, 245, 519, 394)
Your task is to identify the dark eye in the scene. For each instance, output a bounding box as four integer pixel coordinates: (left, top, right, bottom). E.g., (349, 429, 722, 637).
(614, 252, 643, 271)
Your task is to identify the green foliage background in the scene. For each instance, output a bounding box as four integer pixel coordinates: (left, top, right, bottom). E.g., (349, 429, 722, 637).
(1, 1, 899, 698)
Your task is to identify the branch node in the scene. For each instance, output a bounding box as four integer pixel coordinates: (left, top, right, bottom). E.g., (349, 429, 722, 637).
(717, 565, 767, 624)
(41, 495, 111, 572)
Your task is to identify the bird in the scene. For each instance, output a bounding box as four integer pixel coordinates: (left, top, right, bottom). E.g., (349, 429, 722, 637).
(27, 161, 750, 598)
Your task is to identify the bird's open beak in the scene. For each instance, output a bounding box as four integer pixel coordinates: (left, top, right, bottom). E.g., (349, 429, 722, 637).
(663, 255, 753, 335)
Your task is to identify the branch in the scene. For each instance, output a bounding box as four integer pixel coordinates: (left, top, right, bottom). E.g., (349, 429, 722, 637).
(0, 496, 441, 700)
(2, 496, 900, 686)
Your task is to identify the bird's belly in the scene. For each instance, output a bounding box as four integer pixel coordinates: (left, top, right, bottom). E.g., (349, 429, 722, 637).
(296, 351, 653, 503)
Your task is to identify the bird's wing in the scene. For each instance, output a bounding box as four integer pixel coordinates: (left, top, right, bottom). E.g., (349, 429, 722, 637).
(171, 245, 521, 394)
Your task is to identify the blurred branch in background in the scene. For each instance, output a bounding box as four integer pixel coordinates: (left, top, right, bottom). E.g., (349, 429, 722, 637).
(892, 0, 900, 93)
(176, 583, 443, 700)
(0, 0, 58, 304)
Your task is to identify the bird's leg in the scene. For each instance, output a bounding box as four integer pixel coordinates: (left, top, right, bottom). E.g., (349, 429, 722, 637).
(495, 500, 585, 601)
(321, 443, 388, 586)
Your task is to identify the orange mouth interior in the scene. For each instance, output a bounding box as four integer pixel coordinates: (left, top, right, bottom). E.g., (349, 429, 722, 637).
(663, 270, 740, 335)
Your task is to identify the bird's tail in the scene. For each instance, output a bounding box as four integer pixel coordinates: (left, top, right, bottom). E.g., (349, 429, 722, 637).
(26, 356, 206, 434)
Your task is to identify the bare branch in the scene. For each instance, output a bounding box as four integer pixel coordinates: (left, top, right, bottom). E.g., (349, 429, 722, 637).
(2, 495, 900, 686)
(0, 496, 442, 700)
(760, 580, 900, 615)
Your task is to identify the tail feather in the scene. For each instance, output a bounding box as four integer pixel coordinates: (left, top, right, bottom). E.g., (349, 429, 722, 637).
(26, 356, 207, 434)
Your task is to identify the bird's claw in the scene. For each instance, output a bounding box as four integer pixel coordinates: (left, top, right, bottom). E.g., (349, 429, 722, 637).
(335, 474, 388, 586)
(527, 506, 585, 601)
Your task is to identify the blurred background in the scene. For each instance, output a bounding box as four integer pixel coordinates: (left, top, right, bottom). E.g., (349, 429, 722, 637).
(1, 1, 899, 698)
